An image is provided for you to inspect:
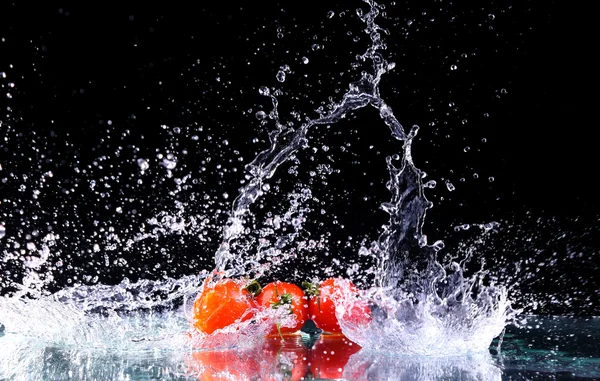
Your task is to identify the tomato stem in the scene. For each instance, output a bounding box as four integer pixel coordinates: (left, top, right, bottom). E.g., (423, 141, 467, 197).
(245, 280, 262, 297)
(301, 281, 319, 297)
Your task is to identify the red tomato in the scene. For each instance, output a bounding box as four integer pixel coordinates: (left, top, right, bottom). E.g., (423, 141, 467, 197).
(256, 281, 309, 335)
(307, 277, 371, 334)
(309, 335, 362, 379)
(262, 335, 309, 381)
(192, 277, 256, 335)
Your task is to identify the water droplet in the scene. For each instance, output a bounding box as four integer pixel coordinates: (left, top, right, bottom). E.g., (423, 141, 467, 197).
(500, 88, 507, 94)
(488, 14, 495, 20)
(311, 44, 321, 51)
(258, 86, 270, 96)
(454, 224, 471, 231)
(0, 224, 5, 239)
(481, 137, 487, 143)
(255, 111, 267, 120)
(223, 193, 229, 200)
(450, 64, 458, 70)
(276, 70, 286, 82)
(327, 10, 335, 19)
(473, 173, 479, 179)
(161, 157, 177, 170)
(301, 56, 309, 64)
(464, 146, 470, 152)
(137, 158, 149, 171)
(424, 180, 437, 188)
(488, 176, 495, 182)
(446, 181, 455, 192)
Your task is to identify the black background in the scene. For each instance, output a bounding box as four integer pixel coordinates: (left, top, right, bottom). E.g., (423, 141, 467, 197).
(0, 1, 597, 315)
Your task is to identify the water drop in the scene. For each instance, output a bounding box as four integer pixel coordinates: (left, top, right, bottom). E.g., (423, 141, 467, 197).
(488, 14, 495, 20)
(0, 224, 5, 239)
(137, 158, 149, 171)
(424, 180, 437, 188)
(445, 181, 455, 192)
(276, 70, 286, 82)
(464, 146, 470, 152)
(473, 173, 479, 179)
(481, 138, 487, 143)
(161, 157, 177, 170)
(454, 224, 471, 231)
(327, 10, 335, 19)
(255, 111, 267, 120)
(301, 56, 309, 64)
(450, 64, 458, 70)
(223, 193, 229, 199)
(311, 44, 321, 51)
(258, 86, 270, 96)
(488, 176, 495, 182)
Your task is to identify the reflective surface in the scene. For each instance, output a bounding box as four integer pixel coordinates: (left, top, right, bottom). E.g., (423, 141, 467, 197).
(1, 315, 598, 380)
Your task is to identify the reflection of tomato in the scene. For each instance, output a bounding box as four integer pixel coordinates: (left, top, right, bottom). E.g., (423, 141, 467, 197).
(262, 336, 309, 381)
(192, 278, 256, 335)
(309, 336, 362, 379)
(186, 350, 260, 381)
(307, 277, 371, 334)
(256, 281, 308, 335)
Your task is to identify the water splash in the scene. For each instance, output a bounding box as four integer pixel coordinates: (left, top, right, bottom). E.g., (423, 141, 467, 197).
(0, 0, 516, 367)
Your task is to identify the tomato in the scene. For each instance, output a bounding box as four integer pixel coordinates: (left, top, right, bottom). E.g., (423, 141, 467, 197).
(309, 335, 362, 379)
(306, 277, 371, 334)
(192, 277, 256, 335)
(262, 335, 309, 381)
(256, 281, 309, 335)
(186, 349, 260, 381)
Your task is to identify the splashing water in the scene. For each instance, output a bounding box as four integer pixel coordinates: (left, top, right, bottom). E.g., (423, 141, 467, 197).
(0, 0, 520, 378)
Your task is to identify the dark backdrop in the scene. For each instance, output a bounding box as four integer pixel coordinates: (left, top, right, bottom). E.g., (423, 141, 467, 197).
(0, 1, 596, 315)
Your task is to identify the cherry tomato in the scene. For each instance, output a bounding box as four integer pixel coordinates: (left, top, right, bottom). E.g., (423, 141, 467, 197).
(256, 281, 309, 335)
(309, 335, 362, 379)
(306, 277, 371, 334)
(192, 277, 256, 335)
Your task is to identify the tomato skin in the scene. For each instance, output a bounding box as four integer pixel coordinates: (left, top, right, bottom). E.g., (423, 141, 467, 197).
(256, 281, 309, 334)
(308, 277, 371, 334)
(309, 335, 362, 379)
(192, 278, 255, 335)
